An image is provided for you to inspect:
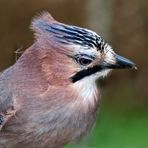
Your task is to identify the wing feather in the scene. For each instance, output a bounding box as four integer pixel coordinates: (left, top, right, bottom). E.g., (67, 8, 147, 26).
(0, 70, 17, 131)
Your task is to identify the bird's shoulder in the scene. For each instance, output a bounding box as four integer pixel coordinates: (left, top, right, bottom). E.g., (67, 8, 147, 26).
(0, 69, 17, 131)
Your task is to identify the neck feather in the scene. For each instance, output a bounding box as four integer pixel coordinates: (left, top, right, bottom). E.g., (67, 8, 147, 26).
(72, 74, 100, 109)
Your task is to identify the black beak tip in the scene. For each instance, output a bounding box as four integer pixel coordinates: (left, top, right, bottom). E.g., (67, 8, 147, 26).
(115, 54, 137, 70)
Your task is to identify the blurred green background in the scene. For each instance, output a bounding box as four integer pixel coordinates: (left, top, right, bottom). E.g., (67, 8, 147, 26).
(0, 0, 147, 147)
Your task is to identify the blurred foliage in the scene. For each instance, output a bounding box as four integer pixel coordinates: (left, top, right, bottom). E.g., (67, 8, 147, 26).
(0, 0, 147, 147)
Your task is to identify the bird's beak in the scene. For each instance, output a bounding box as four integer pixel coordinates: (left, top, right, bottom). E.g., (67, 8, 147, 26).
(104, 54, 137, 69)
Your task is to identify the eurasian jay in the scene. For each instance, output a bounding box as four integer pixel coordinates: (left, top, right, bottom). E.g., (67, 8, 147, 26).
(0, 12, 136, 148)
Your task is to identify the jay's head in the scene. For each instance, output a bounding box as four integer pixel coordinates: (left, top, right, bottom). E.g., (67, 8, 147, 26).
(30, 12, 136, 85)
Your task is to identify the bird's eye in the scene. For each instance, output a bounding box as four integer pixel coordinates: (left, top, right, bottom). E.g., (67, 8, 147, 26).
(77, 57, 93, 66)
(78, 58, 92, 66)
(73, 54, 94, 66)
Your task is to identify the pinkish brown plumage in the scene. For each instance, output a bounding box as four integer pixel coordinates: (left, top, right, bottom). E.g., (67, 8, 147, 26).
(0, 12, 136, 148)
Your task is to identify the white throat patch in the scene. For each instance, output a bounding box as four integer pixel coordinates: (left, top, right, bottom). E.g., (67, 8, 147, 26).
(72, 69, 111, 105)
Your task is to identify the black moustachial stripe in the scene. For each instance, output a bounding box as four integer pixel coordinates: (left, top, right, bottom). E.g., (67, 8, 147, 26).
(71, 65, 104, 83)
(37, 21, 107, 50)
(0, 114, 4, 125)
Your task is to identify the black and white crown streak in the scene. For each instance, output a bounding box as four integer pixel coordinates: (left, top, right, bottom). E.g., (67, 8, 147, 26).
(37, 21, 107, 50)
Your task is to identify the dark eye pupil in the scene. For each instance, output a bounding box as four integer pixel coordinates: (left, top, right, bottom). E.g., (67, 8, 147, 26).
(79, 58, 92, 66)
